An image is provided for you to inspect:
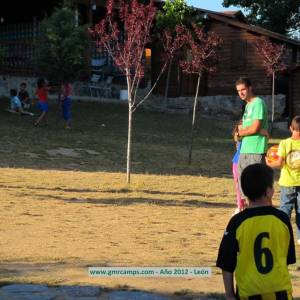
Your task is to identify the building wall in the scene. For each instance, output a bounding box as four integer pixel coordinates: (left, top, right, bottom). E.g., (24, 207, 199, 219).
(153, 19, 298, 98)
(291, 69, 300, 116)
(207, 21, 271, 95)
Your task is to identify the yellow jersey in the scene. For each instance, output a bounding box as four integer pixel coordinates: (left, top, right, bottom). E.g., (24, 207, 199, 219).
(216, 206, 295, 299)
(278, 138, 300, 187)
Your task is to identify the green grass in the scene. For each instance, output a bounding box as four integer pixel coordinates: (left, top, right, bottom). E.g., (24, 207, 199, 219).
(0, 96, 287, 177)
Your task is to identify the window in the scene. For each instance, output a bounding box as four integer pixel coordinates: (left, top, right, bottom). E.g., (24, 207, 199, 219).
(231, 40, 247, 69)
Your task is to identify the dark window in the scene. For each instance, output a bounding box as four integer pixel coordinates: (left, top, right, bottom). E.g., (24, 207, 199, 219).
(231, 40, 247, 69)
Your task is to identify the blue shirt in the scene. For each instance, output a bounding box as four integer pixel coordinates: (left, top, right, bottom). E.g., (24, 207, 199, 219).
(10, 96, 22, 110)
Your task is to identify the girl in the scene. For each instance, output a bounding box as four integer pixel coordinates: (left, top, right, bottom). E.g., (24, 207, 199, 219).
(60, 81, 72, 129)
(34, 78, 50, 127)
(232, 120, 246, 214)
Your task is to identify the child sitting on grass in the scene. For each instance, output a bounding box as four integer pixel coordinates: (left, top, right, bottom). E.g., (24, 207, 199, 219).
(8, 89, 34, 116)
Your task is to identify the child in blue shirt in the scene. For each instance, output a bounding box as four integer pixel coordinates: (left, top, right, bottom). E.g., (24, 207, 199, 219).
(9, 89, 34, 116)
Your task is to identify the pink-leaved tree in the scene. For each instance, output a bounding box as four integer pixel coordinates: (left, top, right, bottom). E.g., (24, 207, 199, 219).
(180, 23, 222, 165)
(91, 0, 185, 183)
(254, 37, 286, 128)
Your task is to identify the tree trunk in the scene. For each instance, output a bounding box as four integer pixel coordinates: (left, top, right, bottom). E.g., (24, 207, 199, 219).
(270, 71, 275, 133)
(163, 58, 173, 107)
(126, 75, 133, 184)
(188, 72, 201, 165)
(126, 102, 133, 184)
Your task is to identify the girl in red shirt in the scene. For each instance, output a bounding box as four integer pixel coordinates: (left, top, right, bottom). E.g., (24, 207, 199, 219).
(34, 78, 50, 127)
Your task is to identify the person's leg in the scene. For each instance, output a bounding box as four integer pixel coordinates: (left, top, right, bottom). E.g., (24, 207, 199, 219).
(35, 111, 46, 126)
(280, 186, 296, 239)
(233, 163, 245, 210)
(62, 98, 71, 128)
(238, 153, 266, 197)
(237, 154, 251, 199)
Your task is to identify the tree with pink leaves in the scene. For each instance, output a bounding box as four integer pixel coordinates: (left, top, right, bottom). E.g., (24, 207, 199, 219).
(91, 0, 185, 183)
(180, 24, 222, 165)
(254, 37, 287, 128)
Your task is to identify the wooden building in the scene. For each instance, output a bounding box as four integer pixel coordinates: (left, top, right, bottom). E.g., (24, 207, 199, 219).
(290, 65, 300, 116)
(153, 8, 300, 100)
(0, 0, 161, 78)
(1, 1, 300, 116)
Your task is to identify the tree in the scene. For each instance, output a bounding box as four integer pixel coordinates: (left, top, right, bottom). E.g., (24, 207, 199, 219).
(0, 47, 4, 65)
(222, 0, 300, 35)
(34, 5, 90, 85)
(180, 24, 222, 165)
(156, 0, 191, 102)
(254, 37, 286, 129)
(92, 0, 184, 184)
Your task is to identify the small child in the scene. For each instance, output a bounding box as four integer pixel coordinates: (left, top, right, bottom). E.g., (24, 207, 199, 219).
(18, 82, 31, 109)
(232, 120, 246, 214)
(60, 81, 72, 129)
(34, 78, 50, 127)
(266, 115, 300, 245)
(217, 163, 295, 299)
(9, 89, 34, 116)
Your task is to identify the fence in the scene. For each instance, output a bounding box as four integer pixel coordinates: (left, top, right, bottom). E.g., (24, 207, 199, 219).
(0, 22, 40, 75)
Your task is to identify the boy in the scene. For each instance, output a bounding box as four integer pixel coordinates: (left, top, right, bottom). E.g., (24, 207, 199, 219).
(18, 82, 31, 109)
(9, 89, 34, 116)
(216, 164, 295, 299)
(266, 115, 300, 245)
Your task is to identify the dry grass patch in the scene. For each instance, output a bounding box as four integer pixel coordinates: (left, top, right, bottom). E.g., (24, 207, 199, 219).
(0, 100, 299, 297)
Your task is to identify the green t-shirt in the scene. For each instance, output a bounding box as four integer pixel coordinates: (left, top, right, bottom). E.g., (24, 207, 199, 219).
(240, 97, 268, 154)
(278, 138, 300, 187)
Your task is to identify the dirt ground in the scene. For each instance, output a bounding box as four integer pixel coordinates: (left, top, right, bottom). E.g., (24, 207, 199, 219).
(0, 102, 299, 298)
(1, 166, 300, 298)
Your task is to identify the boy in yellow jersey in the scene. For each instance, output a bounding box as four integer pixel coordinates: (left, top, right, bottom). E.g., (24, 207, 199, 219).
(267, 115, 300, 245)
(216, 164, 295, 300)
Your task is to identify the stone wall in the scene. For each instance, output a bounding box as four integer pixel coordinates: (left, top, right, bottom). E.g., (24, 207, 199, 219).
(0, 75, 286, 120)
(143, 94, 286, 120)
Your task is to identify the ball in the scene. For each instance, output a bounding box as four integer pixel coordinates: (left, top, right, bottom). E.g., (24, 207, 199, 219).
(266, 144, 279, 163)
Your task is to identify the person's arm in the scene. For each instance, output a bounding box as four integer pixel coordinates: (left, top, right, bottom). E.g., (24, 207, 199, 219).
(266, 155, 284, 168)
(238, 119, 261, 137)
(222, 271, 236, 300)
(260, 128, 269, 139)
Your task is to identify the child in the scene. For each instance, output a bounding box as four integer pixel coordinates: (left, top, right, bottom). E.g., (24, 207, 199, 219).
(232, 120, 269, 215)
(266, 115, 300, 245)
(18, 82, 31, 109)
(232, 120, 246, 214)
(9, 89, 34, 116)
(217, 163, 295, 299)
(60, 81, 72, 129)
(34, 78, 49, 127)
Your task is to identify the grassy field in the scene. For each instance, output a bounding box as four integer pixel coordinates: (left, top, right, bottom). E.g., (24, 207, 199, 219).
(0, 98, 299, 298)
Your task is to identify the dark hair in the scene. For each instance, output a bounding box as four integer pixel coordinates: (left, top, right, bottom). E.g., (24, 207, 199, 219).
(20, 82, 27, 88)
(235, 77, 252, 88)
(37, 78, 45, 89)
(241, 164, 273, 201)
(10, 89, 17, 96)
(291, 115, 300, 132)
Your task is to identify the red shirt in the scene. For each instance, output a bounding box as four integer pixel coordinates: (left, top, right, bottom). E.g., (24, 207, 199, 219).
(36, 87, 48, 102)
